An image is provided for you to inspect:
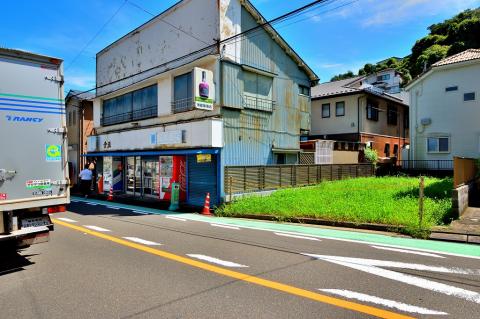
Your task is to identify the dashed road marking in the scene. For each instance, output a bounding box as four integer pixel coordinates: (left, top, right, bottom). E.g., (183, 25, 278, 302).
(83, 225, 111, 232)
(131, 210, 150, 215)
(320, 289, 448, 315)
(186, 254, 248, 268)
(275, 232, 320, 241)
(370, 245, 445, 258)
(53, 219, 415, 319)
(56, 217, 77, 223)
(106, 206, 121, 210)
(123, 237, 161, 246)
(86, 203, 98, 206)
(166, 216, 187, 222)
(210, 223, 240, 230)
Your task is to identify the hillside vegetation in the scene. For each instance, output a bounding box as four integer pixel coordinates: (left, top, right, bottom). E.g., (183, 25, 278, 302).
(330, 8, 480, 83)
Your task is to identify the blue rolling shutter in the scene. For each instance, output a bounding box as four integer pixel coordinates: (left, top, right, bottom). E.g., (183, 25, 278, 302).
(187, 154, 218, 207)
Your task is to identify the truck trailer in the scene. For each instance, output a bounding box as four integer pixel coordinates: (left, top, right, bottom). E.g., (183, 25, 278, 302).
(0, 48, 69, 247)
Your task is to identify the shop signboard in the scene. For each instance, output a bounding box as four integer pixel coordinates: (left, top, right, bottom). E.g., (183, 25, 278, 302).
(193, 67, 214, 111)
(196, 154, 212, 163)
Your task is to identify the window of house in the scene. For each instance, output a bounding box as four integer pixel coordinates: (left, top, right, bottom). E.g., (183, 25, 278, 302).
(464, 92, 476, 101)
(72, 110, 76, 126)
(102, 84, 158, 126)
(377, 74, 390, 81)
(276, 153, 286, 165)
(322, 103, 330, 118)
(335, 101, 345, 117)
(366, 99, 378, 121)
(404, 110, 409, 129)
(384, 143, 390, 157)
(173, 72, 193, 113)
(427, 137, 449, 153)
(393, 144, 399, 156)
(299, 85, 310, 96)
(445, 86, 458, 92)
(387, 105, 397, 125)
(244, 71, 274, 112)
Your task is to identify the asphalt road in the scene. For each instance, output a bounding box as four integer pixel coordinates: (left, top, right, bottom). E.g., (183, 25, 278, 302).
(1, 199, 479, 319)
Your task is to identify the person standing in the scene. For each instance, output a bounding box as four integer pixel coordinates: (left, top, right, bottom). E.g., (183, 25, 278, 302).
(79, 164, 93, 198)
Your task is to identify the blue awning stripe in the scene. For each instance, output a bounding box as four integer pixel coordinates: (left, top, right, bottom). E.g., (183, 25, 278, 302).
(83, 148, 221, 157)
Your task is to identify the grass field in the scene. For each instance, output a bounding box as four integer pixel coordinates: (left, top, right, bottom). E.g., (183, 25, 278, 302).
(217, 177, 453, 234)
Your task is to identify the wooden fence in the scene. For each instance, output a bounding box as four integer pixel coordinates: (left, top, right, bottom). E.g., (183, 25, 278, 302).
(454, 157, 478, 188)
(224, 163, 374, 195)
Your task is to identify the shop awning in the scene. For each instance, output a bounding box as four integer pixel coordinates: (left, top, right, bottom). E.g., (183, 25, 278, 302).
(83, 148, 221, 157)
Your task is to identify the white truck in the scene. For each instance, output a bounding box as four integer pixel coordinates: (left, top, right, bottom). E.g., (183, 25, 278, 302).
(0, 48, 69, 247)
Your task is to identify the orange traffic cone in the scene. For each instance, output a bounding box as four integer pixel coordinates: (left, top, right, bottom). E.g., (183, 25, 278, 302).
(201, 193, 212, 216)
(107, 187, 113, 201)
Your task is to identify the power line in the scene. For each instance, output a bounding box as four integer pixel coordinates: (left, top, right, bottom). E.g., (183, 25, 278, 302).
(126, 0, 210, 45)
(65, 0, 128, 71)
(69, 0, 338, 99)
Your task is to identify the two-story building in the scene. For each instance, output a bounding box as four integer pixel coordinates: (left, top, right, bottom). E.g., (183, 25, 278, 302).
(309, 77, 409, 161)
(406, 49, 480, 164)
(86, 0, 318, 207)
(65, 90, 94, 187)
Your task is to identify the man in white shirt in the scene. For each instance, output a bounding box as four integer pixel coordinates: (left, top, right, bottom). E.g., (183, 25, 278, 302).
(79, 164, 93, 198)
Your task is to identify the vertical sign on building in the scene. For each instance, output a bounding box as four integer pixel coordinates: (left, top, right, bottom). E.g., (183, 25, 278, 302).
(193, 67, 214, 111)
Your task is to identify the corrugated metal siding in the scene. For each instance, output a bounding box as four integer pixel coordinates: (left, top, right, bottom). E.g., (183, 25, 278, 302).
(222, 62, 243, 109)
(187, 154, 218, 207)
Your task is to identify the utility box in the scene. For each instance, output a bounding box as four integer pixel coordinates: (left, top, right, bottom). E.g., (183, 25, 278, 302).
(169, 183, 180, 211)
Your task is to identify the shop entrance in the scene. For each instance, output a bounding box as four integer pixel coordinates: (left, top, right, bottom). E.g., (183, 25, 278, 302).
(126, 156, 142, 196)
(142, 157, 160, 198)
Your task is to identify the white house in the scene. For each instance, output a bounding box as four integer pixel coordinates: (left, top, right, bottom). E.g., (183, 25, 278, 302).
(406, 49, 480, 165)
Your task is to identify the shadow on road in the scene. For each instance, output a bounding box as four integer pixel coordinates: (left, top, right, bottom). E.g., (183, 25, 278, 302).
(67, 201, 172, 217)
(0, 246, 36, 277)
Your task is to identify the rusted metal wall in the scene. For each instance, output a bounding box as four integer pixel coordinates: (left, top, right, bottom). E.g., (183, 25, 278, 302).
(220, 6, 311, 170)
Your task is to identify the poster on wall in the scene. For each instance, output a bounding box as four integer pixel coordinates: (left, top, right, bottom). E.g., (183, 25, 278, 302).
(112, 157, 123, 191)
(103, 157, 112, 192)
(193, 67, 215, 111)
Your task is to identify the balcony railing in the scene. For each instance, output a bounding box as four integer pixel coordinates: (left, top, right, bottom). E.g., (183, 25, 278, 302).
(171, 97, 194, 114)
(243, 95, 275, 112)
(101, 106, 157, 126)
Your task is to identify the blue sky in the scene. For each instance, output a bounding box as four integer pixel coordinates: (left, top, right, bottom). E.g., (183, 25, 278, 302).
(1, 0, 479, 93)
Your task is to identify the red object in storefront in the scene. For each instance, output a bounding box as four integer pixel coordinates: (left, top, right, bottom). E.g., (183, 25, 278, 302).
(201, 192, 212, 216)
(97, 175, 104, 194)
(107, 188, 113, 201)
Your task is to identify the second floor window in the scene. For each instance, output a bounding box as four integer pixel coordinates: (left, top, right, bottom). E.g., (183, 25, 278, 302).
(335, 101, 345, 117)
(173, 72, 193, 113)
(322, 103, 330, 118)
(366, 99, 378, 121)
(299, 85, 310, 96)
(387, 105, 397, 125)
(102, 85, 157, 126)
(243, 71, 274, 112)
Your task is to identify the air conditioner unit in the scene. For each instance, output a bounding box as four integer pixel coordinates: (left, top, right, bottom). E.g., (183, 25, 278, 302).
(420, 118, 432, 126)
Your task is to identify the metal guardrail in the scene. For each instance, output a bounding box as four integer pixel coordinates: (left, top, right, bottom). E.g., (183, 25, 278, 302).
(399, 160, 454, 171)
(225, 163, 374, 195)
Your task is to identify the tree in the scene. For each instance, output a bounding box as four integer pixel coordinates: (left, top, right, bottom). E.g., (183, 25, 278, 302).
(330, 71, 355, 82)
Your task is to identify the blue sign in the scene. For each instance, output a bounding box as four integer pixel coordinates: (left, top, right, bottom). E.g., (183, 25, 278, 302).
(5, 115, 43, 123)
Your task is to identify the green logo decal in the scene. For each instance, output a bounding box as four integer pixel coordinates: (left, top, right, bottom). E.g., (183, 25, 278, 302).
(46, 144, 62, 162)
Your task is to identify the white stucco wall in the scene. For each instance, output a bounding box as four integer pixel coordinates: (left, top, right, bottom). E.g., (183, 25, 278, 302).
(96, 0, 219, 95)
(311, 94, 360, 136)
(408, 62, 480, 160)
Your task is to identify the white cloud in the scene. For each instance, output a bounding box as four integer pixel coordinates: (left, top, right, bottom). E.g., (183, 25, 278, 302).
(319, 63, 344, 68)
(66, 74, 95, 90)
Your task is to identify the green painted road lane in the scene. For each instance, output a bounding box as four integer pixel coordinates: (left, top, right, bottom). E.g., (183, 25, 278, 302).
(71, 196, 480, 259)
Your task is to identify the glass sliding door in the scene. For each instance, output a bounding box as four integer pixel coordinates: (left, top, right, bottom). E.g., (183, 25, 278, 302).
(126, 156, 142, 196)
(142, 157, 160, 198)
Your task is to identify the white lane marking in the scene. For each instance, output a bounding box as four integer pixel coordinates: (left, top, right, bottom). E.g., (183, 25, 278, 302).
(83, 225, 111, 232)
(210, 223, 240, 230)
(86, 203, 98, 206)
(186, 254, 248, 268)
(106, 206, 121, 210)
(320, 289, 448, 315)
(303, 254, 480, 275)
(122, 237, 161, 246)
(177, 216, 480, 260)
(307, 254, 480, 304)
(131, 210, 150, 215)
(56, 217, 77, 223)
(275, 232, 320, 241)
(371, 245, 445, 258)
(166, 216, 187, 222)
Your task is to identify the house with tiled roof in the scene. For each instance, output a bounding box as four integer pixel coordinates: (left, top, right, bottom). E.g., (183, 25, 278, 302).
(308, 75, 410, 162)
(406, 48, 480, 165)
